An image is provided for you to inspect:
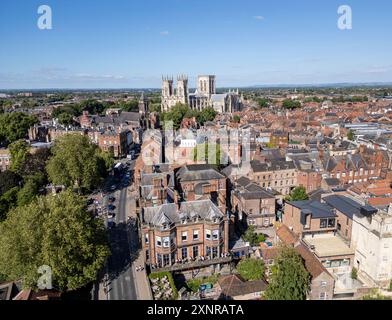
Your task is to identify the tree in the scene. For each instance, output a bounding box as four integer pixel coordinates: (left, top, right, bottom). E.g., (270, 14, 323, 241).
(19, 148, 51, 178)
(264, 247, 310, 300)
(0, 112, 38, 146)
(282, 99, 302, 110)
(0, 190, 110, 291)
(0, 170, 22, 196)
(0, 187, 19, 222)
(197, 107, 217, 125)
(162, 103, 190, 130)
(286, 186, 309, 201)
(9, 140, 29, 174)
(242, 225, 266, 246)
(232, 115, 241, 123)
(347, 129, 355, 141)
(46, 134, 110, 192)
(118, 100, 139, 112)
(57, 112, 75, 126)
(193, 143, 222, 167)
(256, 98, 269, 108)
(237, 258, 265, 281)
(79, 100, 107, 115)
(17, 173, 46, 207)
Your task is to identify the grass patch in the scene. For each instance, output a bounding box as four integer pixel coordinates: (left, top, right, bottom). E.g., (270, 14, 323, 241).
(186, 274, 220, 293)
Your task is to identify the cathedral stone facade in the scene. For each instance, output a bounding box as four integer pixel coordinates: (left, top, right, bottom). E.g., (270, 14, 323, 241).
(161, 75, 242, 113)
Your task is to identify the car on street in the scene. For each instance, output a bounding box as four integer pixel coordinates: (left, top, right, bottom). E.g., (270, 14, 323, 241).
(108, 204, 116, 211)
(110, 185, 116, 191)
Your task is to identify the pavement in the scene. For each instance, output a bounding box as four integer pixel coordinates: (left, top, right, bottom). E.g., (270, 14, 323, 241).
(97, 161, 152, 300)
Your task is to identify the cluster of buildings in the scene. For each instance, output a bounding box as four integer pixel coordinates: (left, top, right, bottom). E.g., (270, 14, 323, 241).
(130, 92, 392, 300)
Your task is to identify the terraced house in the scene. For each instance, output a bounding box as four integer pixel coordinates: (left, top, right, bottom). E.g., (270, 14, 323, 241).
(141, 200, 229, 270)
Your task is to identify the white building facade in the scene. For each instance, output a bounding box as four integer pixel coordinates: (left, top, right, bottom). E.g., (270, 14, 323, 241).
(351, 205, 392, 288)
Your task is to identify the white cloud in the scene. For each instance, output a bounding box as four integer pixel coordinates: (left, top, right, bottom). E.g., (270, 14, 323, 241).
(160, 30, 169, 36)
(254, 16, 264, 20)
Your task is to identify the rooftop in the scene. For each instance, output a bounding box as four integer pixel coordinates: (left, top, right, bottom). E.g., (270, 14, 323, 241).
(303, 235, 355, 258)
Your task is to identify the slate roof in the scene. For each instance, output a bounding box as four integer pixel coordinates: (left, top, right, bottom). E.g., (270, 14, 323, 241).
(233, 177, 276, 200)
(218, 274, 267, 298)
(287, 200, 336, 219)
(250, 160, 295, 173)
(142, 200, 224, 227)
(323, 195, 377, 219)
(323, 195, 362, 219)
(176, 164, 225, 182)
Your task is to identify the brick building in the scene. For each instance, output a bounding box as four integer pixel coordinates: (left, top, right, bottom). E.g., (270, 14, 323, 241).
(141, 200, 229, 268)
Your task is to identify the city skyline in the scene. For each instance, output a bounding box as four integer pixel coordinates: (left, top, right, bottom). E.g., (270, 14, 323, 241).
(1, 0, 392, 89)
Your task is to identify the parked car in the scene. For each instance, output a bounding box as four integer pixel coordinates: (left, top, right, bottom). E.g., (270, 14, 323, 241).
(108, 204, 116, 211)
(108, 196, 116, 202)
(110, 185, 116, 191)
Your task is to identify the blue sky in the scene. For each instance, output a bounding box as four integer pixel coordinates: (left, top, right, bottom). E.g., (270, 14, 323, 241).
(0, 0, 391, 89)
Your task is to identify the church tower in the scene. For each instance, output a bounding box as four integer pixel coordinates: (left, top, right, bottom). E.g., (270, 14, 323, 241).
(197, 75, 216, 96)
(176, 74, 188, 105)
(161, 76, 174, 112)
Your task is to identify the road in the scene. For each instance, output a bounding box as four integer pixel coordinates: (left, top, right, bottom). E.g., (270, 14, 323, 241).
(104, 161, 141, 300)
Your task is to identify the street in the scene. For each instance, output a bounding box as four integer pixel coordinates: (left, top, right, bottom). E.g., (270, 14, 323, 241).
(102, 161, 142, 300)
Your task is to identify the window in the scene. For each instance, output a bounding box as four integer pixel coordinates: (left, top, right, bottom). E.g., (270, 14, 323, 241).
(146, 250, 150, 261)
(193, 246, 199, 258)
(205, 229, 211, 240)
(163, 237, 170, 248)
(157, 254, 162, 267)
(193, 230, 199, 241)
(328, 218, 335, 228)
(321, 281, 327, 287)
(320, 219, 328, 228)
(145, 233, 149, 244)
(319, 292, 327, 300)
(181, 247, 188, 259)
(212, 247, 218, 258)
(212, 230, 219, 240)
(181, 232, 188, 242)
(156, 236, 162, 247)
(163, 254, 170, 266)
(206, 246, 212, 257)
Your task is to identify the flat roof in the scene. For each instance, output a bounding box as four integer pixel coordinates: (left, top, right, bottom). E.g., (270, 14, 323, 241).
(303, 235, 355, 258)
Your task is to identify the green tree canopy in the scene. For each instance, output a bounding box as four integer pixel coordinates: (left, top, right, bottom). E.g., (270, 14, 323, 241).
(286, 186, 309, 201)
(264, 247, 310, 300)
(0, 112, 38, 146)
(256, 98, 270, 108)
(117, 100, 139, 112)
(17, 173, 46, 207)
(9, 140, 30, 174)
(282, 99, 302, 110)
(162, 103, 190, 130)
(0, 190, 110, 291)
(46, 134, 111, 192)
(57, 113, 75, 126)
(0, 187, 19, 222)
(232, 115, 241, 123)
(237, 258, 265, 281)
(197, 107, 217, 125)
(242, 225, 266, 246)
(0, 170, 22, 196)
(19, 148, 51, 178)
